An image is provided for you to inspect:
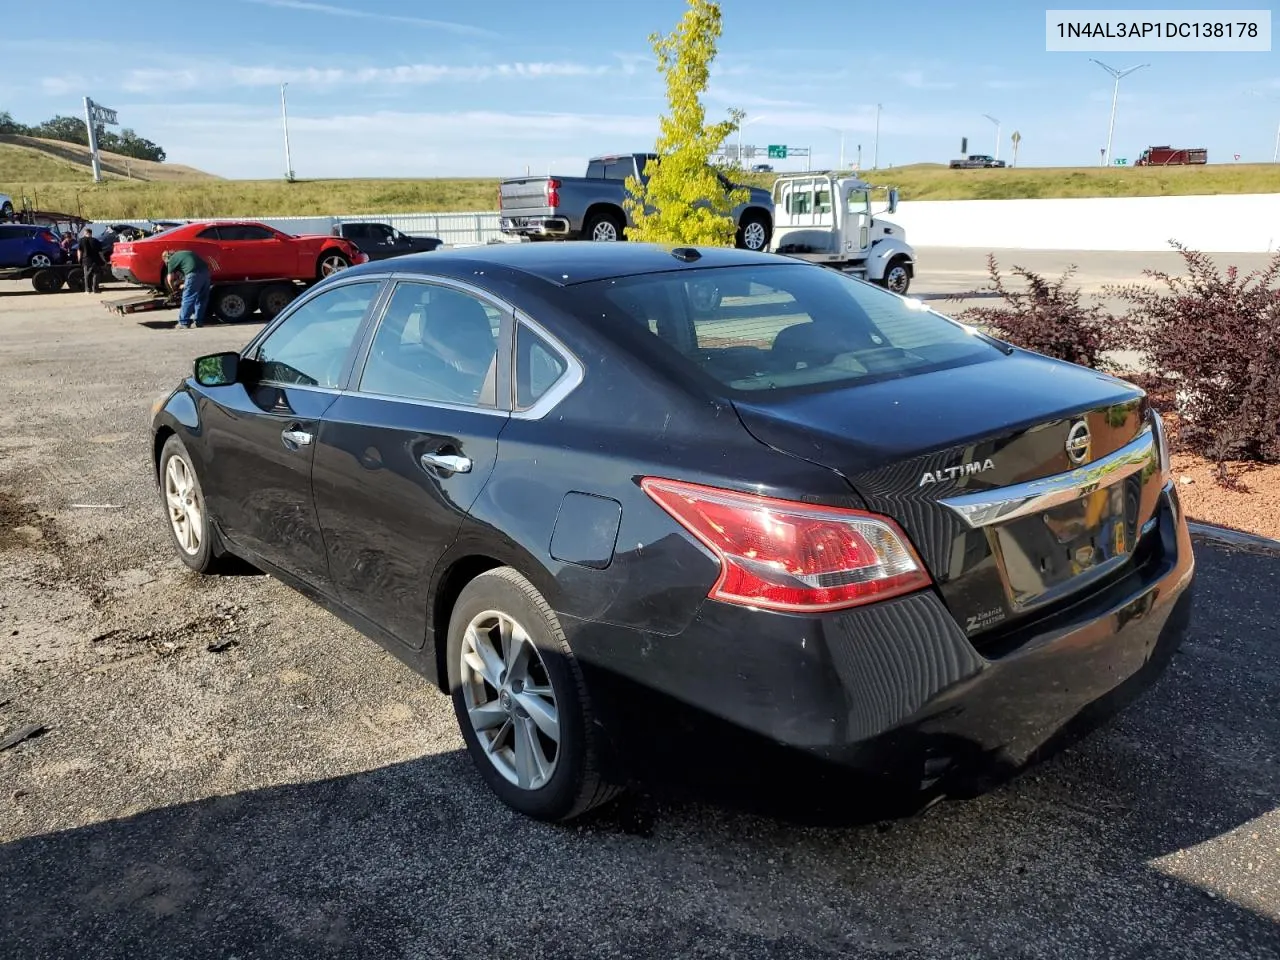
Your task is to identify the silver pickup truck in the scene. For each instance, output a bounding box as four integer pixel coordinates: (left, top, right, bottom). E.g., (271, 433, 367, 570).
(499, 153, 776, 251)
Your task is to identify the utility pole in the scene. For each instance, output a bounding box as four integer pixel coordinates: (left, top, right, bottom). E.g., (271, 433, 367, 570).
(983, 114, 1001, 162)
(1090, 59, 1148, 167)
(872, 103, 881, 169)
(281, 83, 295, 182)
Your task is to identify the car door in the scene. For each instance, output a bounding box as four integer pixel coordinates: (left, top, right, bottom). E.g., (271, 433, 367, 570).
(0, 227, 21, 267)
(311, 278, 511, 648)
(197, 278, 385, 588)
(217, 224, 284, 279)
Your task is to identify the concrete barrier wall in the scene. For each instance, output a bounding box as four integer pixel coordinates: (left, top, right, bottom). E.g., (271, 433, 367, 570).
(888, 194, 1280, 253)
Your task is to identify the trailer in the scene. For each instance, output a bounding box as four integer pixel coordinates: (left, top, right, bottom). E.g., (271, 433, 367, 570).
(103, 276, 309, 323)
(1135, 146, 1208, 166)
(0, 263, 86, 293)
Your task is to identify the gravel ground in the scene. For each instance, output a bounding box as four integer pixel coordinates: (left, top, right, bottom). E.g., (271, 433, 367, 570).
(2, 273, 1279, 960)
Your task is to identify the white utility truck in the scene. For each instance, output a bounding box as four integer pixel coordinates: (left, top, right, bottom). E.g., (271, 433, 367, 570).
(767, 173, 915, 295)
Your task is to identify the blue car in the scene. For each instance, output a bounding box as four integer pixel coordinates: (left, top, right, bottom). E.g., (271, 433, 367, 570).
(0, 224, 66, 269)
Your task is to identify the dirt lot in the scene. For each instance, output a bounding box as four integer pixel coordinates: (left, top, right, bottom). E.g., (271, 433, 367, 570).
(2, 270, 1279, 960)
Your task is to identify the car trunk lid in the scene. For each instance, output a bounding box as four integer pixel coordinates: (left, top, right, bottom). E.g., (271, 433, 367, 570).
(731, 352, 1162, 641)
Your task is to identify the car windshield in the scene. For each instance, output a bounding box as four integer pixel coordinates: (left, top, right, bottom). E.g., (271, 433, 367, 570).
(575, 263, 1002, 394)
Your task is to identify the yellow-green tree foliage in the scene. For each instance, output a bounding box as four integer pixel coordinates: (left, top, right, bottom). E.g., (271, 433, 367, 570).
(624, 0, 747, 247)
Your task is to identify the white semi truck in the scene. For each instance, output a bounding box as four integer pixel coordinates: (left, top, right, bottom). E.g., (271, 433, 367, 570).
(767, 173, 916, 295)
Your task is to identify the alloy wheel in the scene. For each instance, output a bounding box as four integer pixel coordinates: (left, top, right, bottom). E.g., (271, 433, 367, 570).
(590, 221, 619, 242)
(459, 609, 560, 791)
(742, 221, 767, 250)
(320, 254, 349, 276)
(164, 455, 203, 555)
(30, 254, 52, 268)
(885, 265, 909, 294)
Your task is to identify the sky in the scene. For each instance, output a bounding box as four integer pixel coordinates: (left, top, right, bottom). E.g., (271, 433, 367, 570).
(1, 0, 1277, 180)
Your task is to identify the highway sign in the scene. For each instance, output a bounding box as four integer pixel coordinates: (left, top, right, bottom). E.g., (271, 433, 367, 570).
(767, 145, 787, 159)
(1114, 158, 1128, 165)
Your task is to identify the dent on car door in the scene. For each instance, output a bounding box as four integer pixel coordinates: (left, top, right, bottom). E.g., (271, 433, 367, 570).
(311, 278, 512, 648)
(198, 278, 384, 587)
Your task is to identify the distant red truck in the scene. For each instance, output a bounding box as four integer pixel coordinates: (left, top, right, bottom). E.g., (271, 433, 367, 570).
(1135, 146, 1208, 166)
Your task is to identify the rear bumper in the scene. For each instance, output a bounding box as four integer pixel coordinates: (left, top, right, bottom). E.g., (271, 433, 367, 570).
(112, 266, 145, 284)
(499, 216, 573, 238)
(563, 482, 1194, 787)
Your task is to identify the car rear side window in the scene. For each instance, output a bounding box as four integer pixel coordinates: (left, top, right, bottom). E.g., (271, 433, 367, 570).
(578, 264, 1001, 394)
(515, 324, 568, 410)
(358, 281, 503, 407)
(255, 281, 381, 388)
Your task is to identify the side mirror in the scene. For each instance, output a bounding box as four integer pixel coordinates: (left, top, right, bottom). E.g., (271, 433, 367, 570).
(887, 188, 899, 214)
(194, 351, 244, 387)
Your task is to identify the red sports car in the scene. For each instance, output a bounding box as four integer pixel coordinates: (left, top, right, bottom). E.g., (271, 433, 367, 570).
(110, 220, 368, 288)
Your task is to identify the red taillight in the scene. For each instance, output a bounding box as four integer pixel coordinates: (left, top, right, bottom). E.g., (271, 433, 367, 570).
(38, 230, 56, 243)
(641, 478, 931, 613)
(546, 178, 561, 208)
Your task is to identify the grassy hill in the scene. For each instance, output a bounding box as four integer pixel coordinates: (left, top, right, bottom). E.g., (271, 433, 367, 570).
(0, 134, 219, 189)
(3, 154, 1278, 221)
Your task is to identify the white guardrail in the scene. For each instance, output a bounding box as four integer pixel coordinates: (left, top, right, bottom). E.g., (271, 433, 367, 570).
(113, 193, 1280, 253)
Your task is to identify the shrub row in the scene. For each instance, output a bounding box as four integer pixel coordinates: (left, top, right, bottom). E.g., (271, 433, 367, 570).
(953, 243, 1280, 471)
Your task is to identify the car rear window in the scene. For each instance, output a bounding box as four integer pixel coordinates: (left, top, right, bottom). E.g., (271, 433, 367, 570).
(574, 263, 1002, 394)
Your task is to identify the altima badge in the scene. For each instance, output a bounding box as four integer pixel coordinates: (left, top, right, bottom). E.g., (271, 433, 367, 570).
(919, 459, 995, 487)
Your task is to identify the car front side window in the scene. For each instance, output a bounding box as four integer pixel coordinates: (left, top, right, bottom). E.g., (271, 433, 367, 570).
(254, 281, 381, 388)
(359, 281, 504, 408)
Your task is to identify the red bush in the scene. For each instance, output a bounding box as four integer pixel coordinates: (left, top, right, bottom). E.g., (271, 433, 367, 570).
(1106, 243, 1280, 466)
(953, 254, 1113, 370)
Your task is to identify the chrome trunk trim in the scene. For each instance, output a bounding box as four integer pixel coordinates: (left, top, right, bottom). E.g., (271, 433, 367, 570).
(940, 426, 1156, 529)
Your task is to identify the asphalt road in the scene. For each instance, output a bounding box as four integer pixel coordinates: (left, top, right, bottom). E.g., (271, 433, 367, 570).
(1, 260, 1278, 959)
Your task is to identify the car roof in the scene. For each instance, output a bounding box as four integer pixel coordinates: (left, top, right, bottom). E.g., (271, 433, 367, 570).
(341, 241, 789, 287)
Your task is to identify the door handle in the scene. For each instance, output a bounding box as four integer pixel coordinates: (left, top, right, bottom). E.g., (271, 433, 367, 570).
(282, 428, 313, 447)
(420, 452, 471, 474)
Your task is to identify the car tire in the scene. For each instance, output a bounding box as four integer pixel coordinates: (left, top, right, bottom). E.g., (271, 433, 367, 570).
(317, 251, 351, 278)
(212, 286, 253, 323)
(159, 435, 231, 574)
(879, 256, 912, 295)
(1, 201, 13, 218)
(64, 270, 84, 291)
(446, 567, 622, 822)
(583, 210, 625, 243)
(258, 282, 296, 319)
(736, 212, 772, 252)
(29, 253, 53, 268)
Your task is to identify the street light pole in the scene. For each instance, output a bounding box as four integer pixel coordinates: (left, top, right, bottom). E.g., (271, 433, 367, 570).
(737, 115, 766, 170)
(872, 103, 881, 169)
(982, 114, 1001, 161)
(1090, 59, 1148, 166)
(280, 82, 295, 182)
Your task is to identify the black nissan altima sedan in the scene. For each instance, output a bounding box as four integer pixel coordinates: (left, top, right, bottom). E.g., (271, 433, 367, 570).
(150, 241, 1195, 822)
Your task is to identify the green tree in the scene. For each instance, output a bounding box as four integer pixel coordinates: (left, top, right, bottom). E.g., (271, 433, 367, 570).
(623, 0, 746, 247)
(31, 115, 89, 145)
(0, 111, 31, 135)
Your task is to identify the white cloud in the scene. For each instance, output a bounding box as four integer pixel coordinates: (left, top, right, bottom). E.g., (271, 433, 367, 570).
(116, 60, 617, 93)
(40, 75, 87, 96)
(707, 87, 811, 110)
(240, 0, 497, 37)
(894, 70, 957, 91)
(115, 104, 658, 178)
